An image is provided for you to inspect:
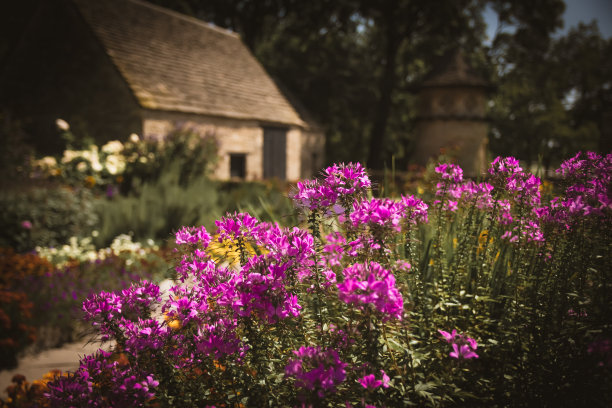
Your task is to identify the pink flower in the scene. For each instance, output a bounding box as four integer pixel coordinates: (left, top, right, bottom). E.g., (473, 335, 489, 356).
(449, 343, 479, 359)
(439, 329, 479, 360)
(21, 220, 32, 229)
(438, 329, 457, 343)
(358, 370, 390, 389)
(359, 374, 382, 389)
(337, 262, 403, 321)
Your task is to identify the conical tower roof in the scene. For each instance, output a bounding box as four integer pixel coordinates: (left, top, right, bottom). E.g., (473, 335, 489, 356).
(418, 49, 491, 90)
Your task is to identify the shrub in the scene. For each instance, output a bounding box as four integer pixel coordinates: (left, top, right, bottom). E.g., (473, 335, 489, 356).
(0, 290, 36, 370)
(0, 186, 98, 253)
(217, 180, 297, 225)
(32, 154, 612, 407)
(30, 124, 218, 198)
(0, 236, 171, 364)
(0, 111, 33, 187)
(93, 161, 220, 247)
(119, 126, 218, 194)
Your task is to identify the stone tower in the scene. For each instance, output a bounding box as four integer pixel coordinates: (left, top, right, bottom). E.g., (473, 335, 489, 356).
(411, 50, 492, 176)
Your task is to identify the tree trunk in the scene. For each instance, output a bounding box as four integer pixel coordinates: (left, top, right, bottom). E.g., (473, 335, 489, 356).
(366, 10, 401, 170)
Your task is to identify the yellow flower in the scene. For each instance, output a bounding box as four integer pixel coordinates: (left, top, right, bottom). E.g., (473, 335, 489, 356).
(85, 176, 96, 187)
(213, 360, 226, 371)
(477, 230, 493, 255)
(164, 312, 182, 330)
(206, 235, 262, 267)
(168, 319, 182, 330)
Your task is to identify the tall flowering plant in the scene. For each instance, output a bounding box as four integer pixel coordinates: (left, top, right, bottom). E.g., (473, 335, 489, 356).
(43, 155, 611, 407)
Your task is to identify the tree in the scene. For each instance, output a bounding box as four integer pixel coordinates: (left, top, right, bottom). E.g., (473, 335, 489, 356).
(148, 0, 489, 169)
(553, 22, 612, 153)
(487, 1, 611, 169)
(149, 0, 600, 171)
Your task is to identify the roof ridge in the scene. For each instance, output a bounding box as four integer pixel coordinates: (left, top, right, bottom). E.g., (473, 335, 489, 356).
(125, 0, 240, 39)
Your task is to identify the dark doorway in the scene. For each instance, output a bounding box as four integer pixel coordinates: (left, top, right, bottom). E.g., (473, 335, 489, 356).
(263, 127, 287, 180)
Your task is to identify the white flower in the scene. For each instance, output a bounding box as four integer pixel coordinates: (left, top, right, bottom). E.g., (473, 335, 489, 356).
(87, 146, 103, 172)
(105, 154, 126, 175)
(76, 162, 88, 172)
(102, 140, 124, 154)
(62, 150, 80, 163)
(91, 157, 103, 172)
(129, 133, 140, 143)
(55, 118, 70, 131)
(35, 156, 58, 169)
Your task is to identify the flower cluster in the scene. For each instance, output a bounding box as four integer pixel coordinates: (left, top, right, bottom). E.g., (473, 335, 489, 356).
(433, 157, 546, 245)
(358, 370, 390, 389)
(350, 198, 405, 233)
(400, 195, 429, 224)
(438, 329, 479, 359)
(292, 162, 370, 214)
(435, 163, 464, 183)
(547, 152, 612, 225)
(38, 154, 611, 406)
(46, 350, 159, 406)
(285, 346, 347, 398)
(337, 262, 403, 321)
(175, 225, 212, 247)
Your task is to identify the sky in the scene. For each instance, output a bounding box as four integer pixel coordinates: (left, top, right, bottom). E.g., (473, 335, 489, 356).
(484, 0, 612, 43)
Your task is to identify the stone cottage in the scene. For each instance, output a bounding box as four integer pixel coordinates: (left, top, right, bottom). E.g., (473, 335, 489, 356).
(0, 0, 324, 180)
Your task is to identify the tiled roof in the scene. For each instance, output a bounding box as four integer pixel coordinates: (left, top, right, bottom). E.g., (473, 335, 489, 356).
(72, 0, 305, 126)
(419, 49, 491, 89)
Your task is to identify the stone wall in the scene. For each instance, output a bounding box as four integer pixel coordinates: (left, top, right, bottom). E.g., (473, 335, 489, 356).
(142, 110, 324, 181)
(413, 120, 488, 176)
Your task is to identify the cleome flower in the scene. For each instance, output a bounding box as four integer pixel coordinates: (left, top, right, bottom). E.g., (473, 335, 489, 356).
(438, 329, 479, 360)
(285, 346, 347, 398)
(358, 370, 390, 390)
(337, 262, 403, 321)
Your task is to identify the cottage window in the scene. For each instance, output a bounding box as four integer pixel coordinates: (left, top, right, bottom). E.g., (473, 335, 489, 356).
(229, 153, 246, 179)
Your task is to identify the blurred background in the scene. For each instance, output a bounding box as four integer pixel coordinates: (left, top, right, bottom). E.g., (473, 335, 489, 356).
(1, 0, 611, 174)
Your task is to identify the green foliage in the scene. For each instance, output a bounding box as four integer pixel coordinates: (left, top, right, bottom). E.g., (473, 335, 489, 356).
(0, 185, 98, 253)
(489, 7, 611, 167)
(120, 126, 218, 194)
(93, 161, 220, 247)
(399, 188, 611, 406)
(217, 180, 297, 225)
